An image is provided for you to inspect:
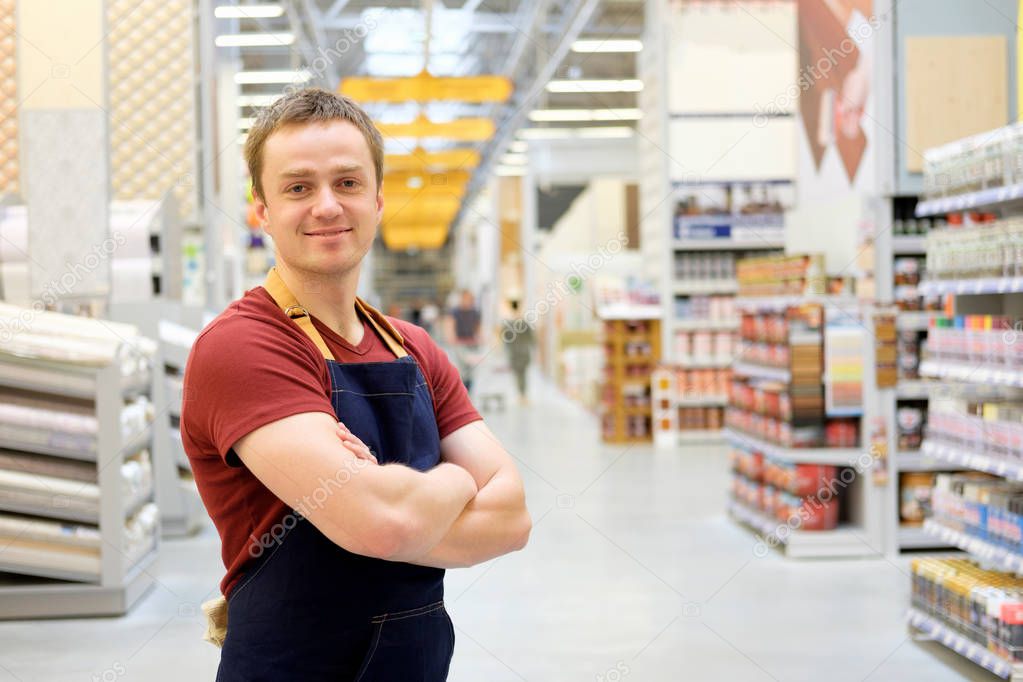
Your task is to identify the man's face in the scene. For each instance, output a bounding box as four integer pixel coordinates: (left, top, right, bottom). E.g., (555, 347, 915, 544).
(255, 120, 382, 279)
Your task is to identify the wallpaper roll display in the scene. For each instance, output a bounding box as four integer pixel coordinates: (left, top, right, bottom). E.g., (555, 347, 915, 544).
(107, 0, 198, 220)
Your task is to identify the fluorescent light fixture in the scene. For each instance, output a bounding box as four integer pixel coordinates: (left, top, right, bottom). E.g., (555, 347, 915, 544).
(576, 126, 634, 139)
(215, 4, 284, 19)
(236, 94, 281, 107)
(235, 70, 311, 84)
(500, 153, 528, 165)
(571, 39, 643, 53)
(495, 165, 526, 176)
(215, 32, 294, 47)
(517, 128, 574, 140)
(529, 108, 642, 122)
(508, 141, 528, 153)
(517, 126, 635, 140)
(238, 117, 255, 129)
(546, 79, 643, 93)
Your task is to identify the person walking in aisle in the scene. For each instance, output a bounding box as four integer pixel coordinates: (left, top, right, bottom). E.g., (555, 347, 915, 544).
(447, 289, 482, 392)
(502, 300, 534, 406)
(180, 88, 531, 681)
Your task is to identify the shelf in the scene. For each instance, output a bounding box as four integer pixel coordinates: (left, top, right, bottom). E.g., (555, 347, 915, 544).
(672, 239, 785, 251)
(733, 295, 860, 312)
(895, 379, 937, 400)
(671, 318, 740, 331)
(676, 429, 726, 443)
(898, 525, 951, 549)
(0, 353, 150, 401)
(724, 429, 862, 465)
(907, 608, 1023, 681)
(597, 304, 662, 320)
(897, 448, 966, 473)
(896, 311, 934, 331)
(673, 280, 739, 295)
(915, 182, 1023, 217)
(732, 361, 790, 383)
(0, 423, 152, 464)
(922, 519, 1023, 573)
(0, 549, 156, 619)
(677, 357, 732, 369)
(892, 235, 928, 255)
(918, 277, 1023, 296)
(922, 439, 1023, 481)
(674, 396, 729, 407)
(920, 360, 1023, 388)
(727, 500, 876, 558)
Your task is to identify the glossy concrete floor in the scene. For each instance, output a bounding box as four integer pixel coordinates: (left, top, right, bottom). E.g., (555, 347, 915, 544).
(0, 370, 999, 681)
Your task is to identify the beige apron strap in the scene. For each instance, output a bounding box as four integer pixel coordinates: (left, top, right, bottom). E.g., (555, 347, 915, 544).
(355, 297, 408, 359)
(263, 267, 336, 361)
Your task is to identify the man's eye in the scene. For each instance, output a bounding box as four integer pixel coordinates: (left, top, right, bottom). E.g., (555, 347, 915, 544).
(288, 185, 306, 193)
(339, 179, 358, 189)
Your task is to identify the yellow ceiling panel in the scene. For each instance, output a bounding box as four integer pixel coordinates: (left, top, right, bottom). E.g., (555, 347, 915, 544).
(382, 194, 460, 223)
(376, 115, 495, 141)
(381, 222, 450, 250)
(384, 148, 480, 172)
(341, 71, 512, 103)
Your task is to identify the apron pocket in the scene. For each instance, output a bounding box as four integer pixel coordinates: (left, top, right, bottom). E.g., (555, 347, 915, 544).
(354, 601, 455, 682)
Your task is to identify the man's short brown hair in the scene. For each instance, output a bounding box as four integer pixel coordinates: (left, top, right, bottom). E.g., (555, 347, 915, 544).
(244, 88, 384, 200)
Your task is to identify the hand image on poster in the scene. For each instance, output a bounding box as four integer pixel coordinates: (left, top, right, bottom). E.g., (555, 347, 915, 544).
(798, 0, 877, 182)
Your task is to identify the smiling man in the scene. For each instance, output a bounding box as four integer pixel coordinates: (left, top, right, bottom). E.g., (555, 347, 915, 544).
(180, 88, 531, 681)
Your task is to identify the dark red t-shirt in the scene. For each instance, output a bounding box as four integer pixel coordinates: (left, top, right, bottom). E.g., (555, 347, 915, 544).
(180, 287, 481, 597)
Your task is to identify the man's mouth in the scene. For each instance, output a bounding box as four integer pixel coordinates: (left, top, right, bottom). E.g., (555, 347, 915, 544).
(304, 228, 353, 237)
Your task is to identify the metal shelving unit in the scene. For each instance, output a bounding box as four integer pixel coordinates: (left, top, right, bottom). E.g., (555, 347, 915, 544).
(727, 500, 875, 558)
(0, 349, 158, 619)
(724, 429, 862, 466)
(907, 608, 1023, 681)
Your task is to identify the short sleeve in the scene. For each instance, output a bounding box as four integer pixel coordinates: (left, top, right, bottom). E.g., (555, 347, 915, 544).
(181, 315, 335, 466)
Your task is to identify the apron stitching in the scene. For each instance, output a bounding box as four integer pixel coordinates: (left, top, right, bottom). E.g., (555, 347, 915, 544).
(331, 389, 415, 397)
(228, 523, 296, 601)
(370, 600, 445, 623)
(352, 620, 385, 682)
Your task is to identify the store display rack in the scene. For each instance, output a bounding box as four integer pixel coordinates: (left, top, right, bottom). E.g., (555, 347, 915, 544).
(907, 608, 1023, 681)
(903, 124, 1023, 679)
(0, 350, 157, 619)
(600, 311, 661, 444)
(726, 499, 874, 558)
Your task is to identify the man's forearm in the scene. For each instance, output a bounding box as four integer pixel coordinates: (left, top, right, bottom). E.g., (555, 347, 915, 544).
(408, 472, 530, 568)
(373, 462, 477, 561)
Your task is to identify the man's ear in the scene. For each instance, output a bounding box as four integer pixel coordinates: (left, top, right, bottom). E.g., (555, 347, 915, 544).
(375, 182, 384, 226)
(254, 193, 271, 234)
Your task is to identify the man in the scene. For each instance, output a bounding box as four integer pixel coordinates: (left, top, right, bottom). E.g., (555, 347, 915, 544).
(446, 289, 482, 392)
(502, 299, 534, 406)
(181, 88, 531, 681)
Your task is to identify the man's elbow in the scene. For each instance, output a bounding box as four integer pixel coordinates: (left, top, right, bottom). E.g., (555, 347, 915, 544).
(359, 511, 420, 561)
(509, 510, 532, 552)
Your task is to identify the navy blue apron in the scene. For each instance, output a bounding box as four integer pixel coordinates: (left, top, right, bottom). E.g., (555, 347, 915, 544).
(216, 269, 454, 681)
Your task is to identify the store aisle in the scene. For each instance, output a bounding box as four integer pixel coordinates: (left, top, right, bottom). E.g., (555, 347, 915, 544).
(0, 372, 995, 681)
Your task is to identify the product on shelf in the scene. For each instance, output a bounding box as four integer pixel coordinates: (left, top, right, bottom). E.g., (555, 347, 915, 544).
(925, 315, 1023, 370)
(736, 253, 826, 297)
(924, 220, 1023, 282)
(601, 318, 661, 443)
(900, 472, 936, 526)
(911, 557, 1023, 663)
(922, 121, 1023, 198)
(931, 472, 1023, 550)
(730, 447, 844, 531)
(673, 294, 737, 322)
(673, 252, 736, 282)
(897, 406, 926, 451)
(926, 399, 1023, 465)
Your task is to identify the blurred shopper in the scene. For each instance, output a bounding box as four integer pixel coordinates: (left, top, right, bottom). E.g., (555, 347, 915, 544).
(447, 290, 482, 392)
(420, 299, 440, 337)
(502, 300, 534, 406)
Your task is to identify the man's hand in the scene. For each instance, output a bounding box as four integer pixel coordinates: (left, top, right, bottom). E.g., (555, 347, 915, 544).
(335, 422, 378, 464)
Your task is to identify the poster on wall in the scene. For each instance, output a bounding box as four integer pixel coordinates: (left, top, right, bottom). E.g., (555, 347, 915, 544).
(798, 0, 877, 183)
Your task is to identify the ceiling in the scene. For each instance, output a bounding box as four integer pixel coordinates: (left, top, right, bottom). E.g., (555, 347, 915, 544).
(223, 0, 644, 202)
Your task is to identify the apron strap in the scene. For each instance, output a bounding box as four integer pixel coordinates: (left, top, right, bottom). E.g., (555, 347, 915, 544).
(262, 267, 407, 360)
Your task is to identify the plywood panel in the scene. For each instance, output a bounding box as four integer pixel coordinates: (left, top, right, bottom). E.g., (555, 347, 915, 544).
(0, 0, 18, 198)
(905, 36, 1008, 172)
